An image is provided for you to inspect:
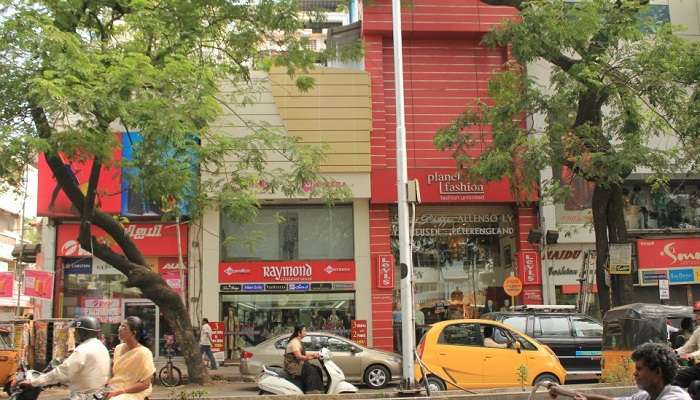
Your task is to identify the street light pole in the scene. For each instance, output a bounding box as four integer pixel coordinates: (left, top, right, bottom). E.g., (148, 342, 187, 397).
(391, 0, 416, 389)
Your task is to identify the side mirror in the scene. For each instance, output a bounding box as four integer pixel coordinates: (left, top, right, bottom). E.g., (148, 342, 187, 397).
(514, 341, 522, 353)
(350, 347, 363, 354)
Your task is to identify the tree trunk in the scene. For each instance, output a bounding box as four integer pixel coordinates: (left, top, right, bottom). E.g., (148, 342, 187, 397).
(31, 104, 209, 384)
(592, 182, 633, 315)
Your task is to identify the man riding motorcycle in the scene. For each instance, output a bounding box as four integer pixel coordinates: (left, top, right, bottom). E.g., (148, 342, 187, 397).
(674, 302, 700, 388)
(21, 316, 110, 400)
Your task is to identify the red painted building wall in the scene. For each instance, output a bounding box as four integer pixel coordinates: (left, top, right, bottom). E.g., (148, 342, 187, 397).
(361, 0, 541, 351)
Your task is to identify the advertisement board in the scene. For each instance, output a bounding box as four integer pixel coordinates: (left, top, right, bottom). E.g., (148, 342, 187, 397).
(218, 260, 356, 283)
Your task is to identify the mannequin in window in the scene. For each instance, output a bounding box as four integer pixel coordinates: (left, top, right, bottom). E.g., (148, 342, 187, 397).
(281, 216, 298, 259)
(500, 299, 511, 312)
(224, 305, 241, 359)
(481, 299, 497, 314)
(483, 326, 507, 349)
(450, 287, 464, 303)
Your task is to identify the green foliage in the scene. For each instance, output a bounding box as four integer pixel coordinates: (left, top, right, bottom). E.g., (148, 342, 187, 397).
(435, 0, 700, 201)
(516, 364, 529, 390)
(0, 0, 346, 225)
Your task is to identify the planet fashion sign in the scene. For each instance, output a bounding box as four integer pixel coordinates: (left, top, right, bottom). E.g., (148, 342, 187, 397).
(218, 260, 356, 283)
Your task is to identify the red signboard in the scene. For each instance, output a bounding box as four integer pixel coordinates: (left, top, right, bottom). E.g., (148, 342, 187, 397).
(522, 286, 543, 305)
(23, 270, 54, 299)
(637, 238, 700, 269)
(350, 320, 368, 347)
(57, 223, 188, 257)
(158, 257, 186, 297)
(0, 272, 14, 298)
(37, 146, 122, 217)
(218, 260, 356, 283)
(209, 321, 225, 357)
(371, 169, 536, 204)
(518, 251, 542, 285)
(375, 255, 395, 289)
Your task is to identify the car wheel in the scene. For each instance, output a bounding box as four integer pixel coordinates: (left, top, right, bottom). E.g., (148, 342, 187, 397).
(533, 373, 560, 386)
(364, 364, 390, 389)
(425, 375, 446, 392)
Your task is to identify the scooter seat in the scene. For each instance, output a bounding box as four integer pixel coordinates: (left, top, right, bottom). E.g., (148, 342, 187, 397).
(264, 366, 304, 391)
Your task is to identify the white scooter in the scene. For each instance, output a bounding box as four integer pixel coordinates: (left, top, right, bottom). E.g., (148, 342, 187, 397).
(257, 348, 359, 395)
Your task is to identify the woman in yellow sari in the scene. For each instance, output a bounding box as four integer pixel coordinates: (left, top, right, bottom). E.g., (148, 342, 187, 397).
(105, 316, 156, 400)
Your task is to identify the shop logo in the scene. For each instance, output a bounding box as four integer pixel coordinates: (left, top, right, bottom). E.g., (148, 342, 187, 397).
(324, 265, 351, 275)
(161, 262, 180, 270)
(426, 172, 484, 195)
(223, 266, 251, 276)
(125, 224, 163, 240)
(262, 264, 312, 281)
(61, 240, 91, 256)
(662, 242, 700, 265)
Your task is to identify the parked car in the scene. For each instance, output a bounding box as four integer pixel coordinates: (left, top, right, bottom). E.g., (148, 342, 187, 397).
(482, 305, 602, 381)
(415, 318, 566, 391)
(239, 332, 402, 389)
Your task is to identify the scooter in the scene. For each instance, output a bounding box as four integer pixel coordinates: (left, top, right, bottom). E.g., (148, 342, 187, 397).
(257, 348, 359, 395)
(8, 362, 44, 400)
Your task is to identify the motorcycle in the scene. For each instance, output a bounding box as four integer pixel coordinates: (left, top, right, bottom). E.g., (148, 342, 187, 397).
(8, 362, 44, 400)
(257, 348, 358, 395)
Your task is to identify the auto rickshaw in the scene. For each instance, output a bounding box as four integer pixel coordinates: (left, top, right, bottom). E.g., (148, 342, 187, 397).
(0, 327, 20, 394)
(602, 303, 693, 383)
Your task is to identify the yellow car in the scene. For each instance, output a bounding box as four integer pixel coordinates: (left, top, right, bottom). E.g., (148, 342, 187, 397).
(415, 319, 566, 390)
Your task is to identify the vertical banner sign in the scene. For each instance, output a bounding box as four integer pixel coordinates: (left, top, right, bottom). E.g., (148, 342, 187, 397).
(376, 255, 395, 289)
(517, 251, 542, 285)
(350, 320, 368, 347)
(23, 270, 54, 299)
(209, 322, 226, 362)
(0, 272, 14, 298)
(659, 279, 670, 300)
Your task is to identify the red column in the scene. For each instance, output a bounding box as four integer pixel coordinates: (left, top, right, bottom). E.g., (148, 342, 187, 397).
(516, 206, 544, 305)
(369, 205, 394, 351)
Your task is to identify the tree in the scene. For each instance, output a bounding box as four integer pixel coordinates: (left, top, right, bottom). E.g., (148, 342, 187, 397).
(434, 0, 700, 313)
(0, 0, 347, 383)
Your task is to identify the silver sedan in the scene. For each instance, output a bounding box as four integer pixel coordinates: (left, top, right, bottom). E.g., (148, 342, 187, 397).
(239, 332, 402, 389)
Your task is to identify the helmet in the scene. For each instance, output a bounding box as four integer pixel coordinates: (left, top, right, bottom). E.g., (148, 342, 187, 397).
(71, 316, 101, 332)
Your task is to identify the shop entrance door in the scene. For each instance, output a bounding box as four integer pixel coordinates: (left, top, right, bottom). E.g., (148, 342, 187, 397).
(123, 299, 159, 357)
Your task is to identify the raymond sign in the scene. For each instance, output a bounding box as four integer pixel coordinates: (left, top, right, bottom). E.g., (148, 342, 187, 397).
(218, 260, 355, 283)
(375, 255, 394, 289)
(57, 223, 188, 258)
(517, 251, 542, 285)
(23, 270, 54, 299)
(350, 320, 368, 346)
(503, 276, 523, 297)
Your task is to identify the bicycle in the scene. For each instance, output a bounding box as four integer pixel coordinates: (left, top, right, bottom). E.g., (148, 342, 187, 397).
(158, 344, 182, 387)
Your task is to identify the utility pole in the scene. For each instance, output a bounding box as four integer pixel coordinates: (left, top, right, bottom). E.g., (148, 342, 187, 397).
(16, 165, 29, 316)
(391, 0, 416, 389)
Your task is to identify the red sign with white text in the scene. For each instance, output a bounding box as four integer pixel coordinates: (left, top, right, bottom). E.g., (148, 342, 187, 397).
(37, 145, 122, 217)
(158, 257, 187, 297)
(522, 286, 543, 305)
(375, 255, 395, 289)
(209, 322, 225, 355)
(56, 223, 188, 257)
(371, 169, 537, 204)
(23, 270, 54, 299)
(637, 239, 700, 269)
(518, 251, 542, 285)
(350, 320, 368, 346)
(218, 260, 356, 283)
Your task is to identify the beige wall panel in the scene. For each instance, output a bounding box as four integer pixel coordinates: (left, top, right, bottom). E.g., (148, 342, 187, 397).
(289, 130, 369, 142)
(284, 119, 371, 131)
(274, 96, 373, 108)
(278, 107, 371, 120)
(271, 84, 371, 97)
(269, 72, 371, 86)
(320, 165, 371, 173)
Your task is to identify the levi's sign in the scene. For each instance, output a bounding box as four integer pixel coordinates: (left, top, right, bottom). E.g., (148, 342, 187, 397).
(218, 260, 355, 283)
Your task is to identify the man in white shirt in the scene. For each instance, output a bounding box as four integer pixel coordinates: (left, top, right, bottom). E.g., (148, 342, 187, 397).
(200, 318, 218, 370)
(673, 302, 700, 387)
(549, 343, 690, 400)
(23, 316, 110, 400)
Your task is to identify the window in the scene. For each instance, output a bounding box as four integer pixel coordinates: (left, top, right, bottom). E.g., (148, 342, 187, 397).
(327, 337, 354, 352)
(535, 316, 572, 337)
(511, 332, 538, 351)
(485, 325, 513, 346)
(502, 316, 527, 333)
(221, 205, 354, 261)
(438, 323, 483, 346)
(572, 317, 602, 337)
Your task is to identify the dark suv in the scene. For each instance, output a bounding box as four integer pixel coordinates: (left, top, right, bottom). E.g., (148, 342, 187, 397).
(483, 306, 602, 381)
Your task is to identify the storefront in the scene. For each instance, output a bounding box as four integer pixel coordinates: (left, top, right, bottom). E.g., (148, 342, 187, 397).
(218, 205, 359, 346)
(541, 244, 598, 311)
(635, 237, 700, 303)
(54, 222, 188, 358)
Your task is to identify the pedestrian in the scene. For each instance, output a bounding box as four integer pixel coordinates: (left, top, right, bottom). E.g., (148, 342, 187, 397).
(674, 302, 700, 387)
(200, 318, 218, 370)
(549, 342, 689, 400)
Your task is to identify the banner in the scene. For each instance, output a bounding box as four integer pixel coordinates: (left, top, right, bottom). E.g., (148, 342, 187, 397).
(0, 272, 14, 298)
(23, 270, 54, 299)
(350, 320, 368, 347)
(81, 298, 122, 324)
(375, 255, 394, 289)
(209, 322, 225, 362)
(637, 238, 700, 269)
(57, 222, 188, 258)
(219, 260, 355, 283)
(518, 251, 542, 285)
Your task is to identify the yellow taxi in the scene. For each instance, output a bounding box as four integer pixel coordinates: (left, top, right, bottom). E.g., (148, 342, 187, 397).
(415, 319, 566, 390)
